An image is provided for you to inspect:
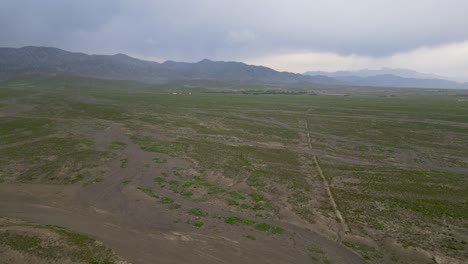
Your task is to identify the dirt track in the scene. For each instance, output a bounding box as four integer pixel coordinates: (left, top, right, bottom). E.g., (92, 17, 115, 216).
(305, 120, 349, 237)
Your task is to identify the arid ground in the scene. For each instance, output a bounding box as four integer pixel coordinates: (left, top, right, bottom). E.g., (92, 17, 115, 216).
(0, 75, 467, 264)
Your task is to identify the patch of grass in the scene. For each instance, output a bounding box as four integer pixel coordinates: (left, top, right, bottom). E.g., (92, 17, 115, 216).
(0, 217, 117, 264)
(169, 180, 180, 186)
(245, 234, 256, 240)
(120, 158, 128, 168)
(169, 203, 182, 209)
(188, 208, 208, 217)
(252, 202, 268, 211)
(192, 220, 204, 228)
(445, 238, 464, 251)
(154, 177, 166, 185)
(121, 179, 131, 185)
(108, 141, 127, 150)
(153, 157, 167, 163)
(239, 154, 251, 168)
(254, 223, 284, 234)
(181, 191, 193, 197)
(68, 174, 85, 184)
(343, 241, 382, 260)
(182, 181, 193, 188)
(250, 193, 264, 202)
(240, 203, 251, 209)
(83, 177, 104, 186)
(224, 216, 256, 226)
(82, 139, 94, 147)
(247, 170, 266, 188)
(227, 199, 240, 206)
(131, 136, 187, 156)
(229, 191, 246, 200)
(137, 186, 158, 198)
(161, 197, 174, 204)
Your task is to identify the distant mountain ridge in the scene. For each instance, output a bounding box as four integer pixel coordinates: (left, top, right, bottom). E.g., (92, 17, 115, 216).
(304, 69, 466, 89)
(1, 46, 466, 89)
(304, 68, 446, 79)
(0, 46, 337, 84)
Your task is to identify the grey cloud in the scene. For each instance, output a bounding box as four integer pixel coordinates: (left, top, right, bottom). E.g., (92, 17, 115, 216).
(1, 0, 468, 62)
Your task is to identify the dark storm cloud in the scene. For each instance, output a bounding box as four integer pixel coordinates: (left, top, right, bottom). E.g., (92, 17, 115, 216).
(1, 0, 468, 63)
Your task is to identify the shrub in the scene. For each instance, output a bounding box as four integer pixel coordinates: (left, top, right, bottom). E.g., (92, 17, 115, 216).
(188, 208, 207, 217)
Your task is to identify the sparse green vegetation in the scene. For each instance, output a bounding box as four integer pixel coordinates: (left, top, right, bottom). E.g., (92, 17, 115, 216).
(181, 190, 193, 197)
(160, 197, 174, 204)
(121, 179, 131, 185)
(250, 193, 264, 202)
(83, 177, 104, 186)
(188, 208, 208, 217)
(343, 241, 383, 261)
(245, 234, 256, 240)
(0, 218, 118, 264)
(68, 174, 85, 184)
(152, 157, 167, 163)
(120, 158, 128, 168)
(192, 220, 204, 228)
(3, 75, 468, 263)
(131, 136, 187, 156)
(227, 199, 240, 206)
(224, 216, 256, 226)
(254, 223, 284, 234)
(169, 203, 182, 209)
(229, 191, 246, 200)
(108, 141, 127, 150)
(137, 186, 158, 198)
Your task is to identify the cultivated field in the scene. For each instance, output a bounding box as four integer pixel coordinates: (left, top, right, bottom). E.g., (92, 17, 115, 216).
(0, 75, 467, 264)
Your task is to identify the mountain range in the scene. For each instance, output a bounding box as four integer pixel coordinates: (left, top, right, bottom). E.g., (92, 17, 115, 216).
(0, 46, 335, 84)
(304, 69, 467, 89)
(0, 46, 466, 89)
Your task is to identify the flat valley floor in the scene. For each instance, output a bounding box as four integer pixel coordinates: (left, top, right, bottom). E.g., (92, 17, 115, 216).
(0, 76, 467, 264)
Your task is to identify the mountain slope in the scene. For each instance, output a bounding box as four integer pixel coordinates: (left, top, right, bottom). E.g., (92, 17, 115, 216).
(304, 68, 445, 79)
(0, 46, 336, 84)
(304, 69, 466, 89)
(337, 74, 464, 89)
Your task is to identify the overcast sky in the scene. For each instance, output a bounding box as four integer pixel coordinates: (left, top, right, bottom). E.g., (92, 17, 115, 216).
(1, 0, 468, 81)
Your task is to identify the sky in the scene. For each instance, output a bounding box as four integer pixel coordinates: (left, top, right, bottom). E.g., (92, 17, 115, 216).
(1, 0, 468, 81)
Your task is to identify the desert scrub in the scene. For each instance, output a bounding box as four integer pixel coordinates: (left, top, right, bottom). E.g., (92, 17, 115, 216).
(121, 179, 131, 185)
(245, 234, 256, 240)
(181, 191, 193, 197)
(152, 157, 167, 163)
(131, 136, 187, 156)
(229, 191, 246, 200)
(137, 186, 158, 198)
(154, 177, 166, 186)
(120, 158, 128, 168)
(224, 216, 256, 226)
(187, 220, 205, 228)
(249, 193, 264, 202)
(68, 174, 84, 184)
(254, 223, 284, 234)
(188, 208, 207, 217)
(83, 177, 104, 186)
(0, 218, 119, 264)
(108, 141, 127, 150)
(227, 199, 240, 206)
(160, 197, 174, 204)
(169, 203, 182, 209)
